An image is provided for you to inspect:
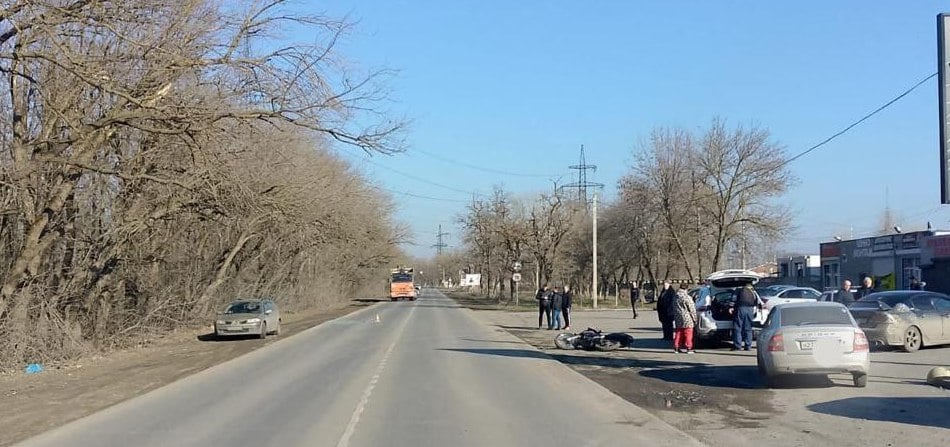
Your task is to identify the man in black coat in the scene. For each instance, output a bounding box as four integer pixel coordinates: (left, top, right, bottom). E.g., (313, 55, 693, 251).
(536, 284, 551, 330)
(657, 281, 677, 340)
(562, 285, 573, 330)
(855, 276, 876, 300)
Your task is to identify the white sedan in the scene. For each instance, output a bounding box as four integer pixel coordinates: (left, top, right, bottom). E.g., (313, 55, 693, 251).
(756, 302, 870, 388)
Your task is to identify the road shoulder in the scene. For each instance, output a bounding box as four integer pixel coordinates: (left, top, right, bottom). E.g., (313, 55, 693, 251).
(0, 301, 378, 447)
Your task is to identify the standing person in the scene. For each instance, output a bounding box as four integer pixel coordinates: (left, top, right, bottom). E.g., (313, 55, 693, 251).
(629, 281, 640, 319)
(550, 286, 564, 330)
(657, 281, 677, 341)
(730, 283, 762, 351)
(909, 277, 922, 290)
(672, 283, 698, 354)
(562, 285, 573, 330)
(855, 276, 876, 300)
(836, 279, 855, 306)
(536, 284, 552, 330)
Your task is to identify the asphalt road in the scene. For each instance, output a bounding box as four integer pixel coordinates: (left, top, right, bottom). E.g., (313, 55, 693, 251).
(479, 306, 950, 447)
(16, 289, 705, 447)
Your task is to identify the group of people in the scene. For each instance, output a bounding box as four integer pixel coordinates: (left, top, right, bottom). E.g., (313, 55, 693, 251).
(535, 284, 573, 330)
(655, 280, 763, 353)
(656, 281, 699, 354)
(834, 275, 922, 305)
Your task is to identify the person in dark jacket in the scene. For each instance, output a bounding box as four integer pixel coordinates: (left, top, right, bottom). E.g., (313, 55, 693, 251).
(730, 284, 762, 351)
(909, 277, 922, 290)
(657, 281, 677, 340)
(836, 279, 855, 306)
(536, 284, 552, 329)
(550, 286, 564, 330)
(630, 281, 640, 319)
(855, 276, 876, 300)
(562, 285, 573, 330)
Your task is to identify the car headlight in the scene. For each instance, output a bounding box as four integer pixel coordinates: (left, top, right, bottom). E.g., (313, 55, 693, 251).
(216, 320, 225, 325)
(244, 318, 261, 324)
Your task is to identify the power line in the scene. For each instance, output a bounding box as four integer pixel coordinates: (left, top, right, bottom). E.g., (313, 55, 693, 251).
(356, 154, 487, 197)
(413, 148, 553, 178)
(368, 184, 470, 203)
(779, 71, 937, 168)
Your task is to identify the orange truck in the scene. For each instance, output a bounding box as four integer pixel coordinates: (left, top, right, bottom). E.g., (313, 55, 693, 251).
(390, 267, 416, 301)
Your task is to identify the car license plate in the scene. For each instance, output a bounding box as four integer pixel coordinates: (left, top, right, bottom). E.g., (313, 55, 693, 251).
(800, 341, 815, 350)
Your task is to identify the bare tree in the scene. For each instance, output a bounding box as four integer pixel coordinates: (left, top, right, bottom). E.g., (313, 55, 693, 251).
(696, 119, 793, 270)
(0, 0, 405, 368)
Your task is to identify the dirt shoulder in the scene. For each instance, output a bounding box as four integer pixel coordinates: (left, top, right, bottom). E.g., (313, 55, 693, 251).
(0, 299, 380, 447)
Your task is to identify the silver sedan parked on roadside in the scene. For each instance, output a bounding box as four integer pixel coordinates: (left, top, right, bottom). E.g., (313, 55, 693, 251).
(214, 299, 281, 339)
(756, 302, 870, 388)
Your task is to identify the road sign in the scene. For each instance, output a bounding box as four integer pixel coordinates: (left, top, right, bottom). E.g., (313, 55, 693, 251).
(512, 273, 522, 282)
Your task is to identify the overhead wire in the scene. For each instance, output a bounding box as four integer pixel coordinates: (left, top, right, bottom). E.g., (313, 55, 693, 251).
(411, 148, 555, 178)
(778, 71, 937, 168)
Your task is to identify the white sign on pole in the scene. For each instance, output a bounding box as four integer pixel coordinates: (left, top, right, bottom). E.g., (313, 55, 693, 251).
(512, 273, 522, 282)
(461, 274, 481, 287)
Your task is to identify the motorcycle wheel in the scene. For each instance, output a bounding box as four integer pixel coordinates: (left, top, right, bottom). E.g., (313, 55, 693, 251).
(594, 338, 621, 351)
(554, 333, 578, 350)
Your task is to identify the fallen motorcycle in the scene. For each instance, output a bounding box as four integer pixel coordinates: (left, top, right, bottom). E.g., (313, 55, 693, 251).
(554, 327, 634, 351)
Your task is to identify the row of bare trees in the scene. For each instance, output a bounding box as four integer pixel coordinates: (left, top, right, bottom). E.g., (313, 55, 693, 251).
(449, 119, 793, 300)
(0, 0, 404, 368)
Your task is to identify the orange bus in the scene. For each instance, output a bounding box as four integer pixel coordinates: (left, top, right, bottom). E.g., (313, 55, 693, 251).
(390, 267, 416, 301)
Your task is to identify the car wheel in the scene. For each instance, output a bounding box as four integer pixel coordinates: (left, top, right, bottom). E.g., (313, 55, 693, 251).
(274, 320, 281, 336)
(903, 326, 922, 352)
(852, 372, 868, 388)
(259, 322, 267, 340)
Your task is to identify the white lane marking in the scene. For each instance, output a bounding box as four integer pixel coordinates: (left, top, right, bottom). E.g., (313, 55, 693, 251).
(336, 305, 416, 447)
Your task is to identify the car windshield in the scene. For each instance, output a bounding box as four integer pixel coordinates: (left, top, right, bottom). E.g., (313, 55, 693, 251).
(224, 301, 262, 314)
(391, 273, 413, 283)
(780, 307, 854, 327)
(755, 286, 782, 296)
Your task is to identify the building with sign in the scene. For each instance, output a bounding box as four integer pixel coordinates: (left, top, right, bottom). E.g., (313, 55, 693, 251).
(820, 230, 950, 292)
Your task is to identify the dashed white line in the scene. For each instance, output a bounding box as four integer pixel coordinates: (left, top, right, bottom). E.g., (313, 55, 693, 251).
(336, 305, 416, 447)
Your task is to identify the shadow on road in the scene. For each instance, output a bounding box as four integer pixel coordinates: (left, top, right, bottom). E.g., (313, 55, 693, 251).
(414, 304, 464, 309)
(353, 298, 387, 304)
(494, 324, 542, 331)
(639, 365, 766, 389)
(196, 333, 261, 342)
(441, 348, 550, 360)
(808, 397, 950, 429)
(458, 338, 527, 345)
(441, 347, 687, 370)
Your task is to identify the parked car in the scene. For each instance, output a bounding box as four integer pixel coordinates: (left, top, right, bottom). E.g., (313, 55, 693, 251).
(214, 299, 281, 339)
(819, 290, 837, 302)
(692, 269, 768, 345)
(756, 286, 821, 312)
(756, 302, 870, 388)
(847, 291, 950, 352)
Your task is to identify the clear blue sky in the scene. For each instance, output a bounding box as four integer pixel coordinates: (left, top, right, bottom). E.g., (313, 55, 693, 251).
(294, 0, 950, 259)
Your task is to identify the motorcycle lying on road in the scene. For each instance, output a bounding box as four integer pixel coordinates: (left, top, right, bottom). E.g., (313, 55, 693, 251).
(554, 327, 634, 351)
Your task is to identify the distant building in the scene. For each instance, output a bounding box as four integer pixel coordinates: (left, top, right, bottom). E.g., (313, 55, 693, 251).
(775, 255, 821, 280)
(750, 262, 778, 277)
(776, 254, 821, 286)
(819, 230, 950, 293)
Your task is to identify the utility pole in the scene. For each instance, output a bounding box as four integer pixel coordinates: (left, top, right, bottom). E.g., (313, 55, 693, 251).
(433, 224, 449, 255)
(592, 192, 599, 309)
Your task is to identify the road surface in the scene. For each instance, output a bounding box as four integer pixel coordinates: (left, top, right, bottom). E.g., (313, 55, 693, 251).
(16, 289, 703, 447)
(480, 306, 950, 447)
